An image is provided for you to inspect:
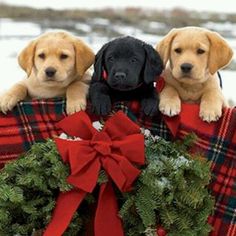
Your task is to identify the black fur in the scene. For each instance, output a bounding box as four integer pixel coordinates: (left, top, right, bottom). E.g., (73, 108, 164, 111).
(89, 36, 163, 116)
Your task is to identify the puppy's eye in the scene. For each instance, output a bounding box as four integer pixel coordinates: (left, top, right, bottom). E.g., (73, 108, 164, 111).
(108, 56, 114, 62)
(197, 48, 205, 54)
(38, 53, 45, 59)
(174, 48, 182, 54)
(131, 58, 138, 63)
(60, 54, 68, 60)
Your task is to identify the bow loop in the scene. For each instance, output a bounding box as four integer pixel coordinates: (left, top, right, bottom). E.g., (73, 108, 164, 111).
(56, 111, 97, 139)
(104, 111, 141, 139)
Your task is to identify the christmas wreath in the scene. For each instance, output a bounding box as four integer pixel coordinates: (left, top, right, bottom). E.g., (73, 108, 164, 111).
(0, 111, 214, 236)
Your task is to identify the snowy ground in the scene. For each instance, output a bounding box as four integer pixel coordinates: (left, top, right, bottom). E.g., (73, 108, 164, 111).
(0, 19, 236, 104)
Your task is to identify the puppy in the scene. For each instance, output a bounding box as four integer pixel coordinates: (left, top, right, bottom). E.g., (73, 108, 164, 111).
(0, 31, 94, 114)
(157, 27, 233, 122)
(89, 36, 163, 116)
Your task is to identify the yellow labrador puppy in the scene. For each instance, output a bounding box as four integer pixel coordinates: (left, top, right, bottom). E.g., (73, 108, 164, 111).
(0, 31, 94, 114)
(157, 27, 233, 122)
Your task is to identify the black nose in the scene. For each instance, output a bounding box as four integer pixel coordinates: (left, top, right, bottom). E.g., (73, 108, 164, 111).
(114, 72, 126, 80)
(180, 63, 193, 73)
(45, 67, 56, 77)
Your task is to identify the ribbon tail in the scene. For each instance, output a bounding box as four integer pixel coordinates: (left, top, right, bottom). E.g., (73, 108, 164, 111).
(95, 181, 124, 236)
(44, 189, 87, 236)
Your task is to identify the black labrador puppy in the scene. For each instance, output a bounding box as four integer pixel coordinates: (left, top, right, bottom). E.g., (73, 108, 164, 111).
(89, 36, 163, 116)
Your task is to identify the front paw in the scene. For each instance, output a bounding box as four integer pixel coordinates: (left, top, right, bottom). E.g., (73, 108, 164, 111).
(66, 98, 86, 115)
(92, 95, 111, 116)
(0, 93, 21, 114)
(159, 97, 181, 117)
(200, 102, 222, 122)
(141, 97, 158, 116)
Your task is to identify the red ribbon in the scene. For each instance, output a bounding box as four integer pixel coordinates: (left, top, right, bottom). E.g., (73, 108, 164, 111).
(44, 111, 145, 236)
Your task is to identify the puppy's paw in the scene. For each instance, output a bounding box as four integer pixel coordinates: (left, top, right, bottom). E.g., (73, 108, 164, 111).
(0, 93, 21, 114)
(66, 98, 86, 115)
(159, 98, 181, 117)
(141, 97, 158, 116)
(200, 103, 222, 122)
(92, 95, 111, 116)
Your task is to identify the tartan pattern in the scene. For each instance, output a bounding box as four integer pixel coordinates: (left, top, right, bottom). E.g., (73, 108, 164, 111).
(0, 98, 235, 236)
(0, 98, 66, 168)
(167, 106, 236, 236)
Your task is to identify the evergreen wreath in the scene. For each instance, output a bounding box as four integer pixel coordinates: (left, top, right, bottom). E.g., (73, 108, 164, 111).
(0, 133, 214, 236)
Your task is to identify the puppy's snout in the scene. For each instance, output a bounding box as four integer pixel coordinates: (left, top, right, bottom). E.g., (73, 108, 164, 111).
(180, 63, 193, 73)
(45, 67, 57, 77)
(114, 72, 126, 80)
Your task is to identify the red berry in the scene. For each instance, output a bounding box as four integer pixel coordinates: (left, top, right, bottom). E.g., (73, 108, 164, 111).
(156, 226, 167, 236)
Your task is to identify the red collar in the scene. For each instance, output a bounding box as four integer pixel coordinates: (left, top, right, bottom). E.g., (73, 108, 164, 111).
(102, 70, 108, 80)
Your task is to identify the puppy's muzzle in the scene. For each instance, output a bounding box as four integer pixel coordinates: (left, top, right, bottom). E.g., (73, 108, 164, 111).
(114, 72, 127, 81)
(180, 63, 193, 74)
(45, 67, 57, 78)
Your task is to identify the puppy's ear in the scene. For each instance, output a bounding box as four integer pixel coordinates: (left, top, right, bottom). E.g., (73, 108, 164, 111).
(143, 43, 164, 84)
(206, 31, 233, 75)
(73, 39, 95, 78)
(156, 28, 178, 67)
(18, 40, 37, 76)
(93, 43, 110, 81)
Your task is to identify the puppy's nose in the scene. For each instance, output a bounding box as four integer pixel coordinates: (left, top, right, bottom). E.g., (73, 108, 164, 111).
(115, 72, 126, 80)
(45, 67, 56, 77)
(180, 63, 193, 73)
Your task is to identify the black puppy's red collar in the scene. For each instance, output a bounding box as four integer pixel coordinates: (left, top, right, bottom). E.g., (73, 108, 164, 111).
(102, 70, 108, 80)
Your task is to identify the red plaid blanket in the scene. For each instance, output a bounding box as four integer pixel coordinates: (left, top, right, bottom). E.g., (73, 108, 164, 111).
(0, 98, 235, 236)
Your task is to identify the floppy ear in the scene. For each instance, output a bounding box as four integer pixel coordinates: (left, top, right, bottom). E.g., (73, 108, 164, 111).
(156, 28, 178, 67)
(206, 31, 233, 75)
(18, 39, 37, 76)
(143, 43, 164, 84)
(73, 38, 95, 78)
(92, 42, 110, 81)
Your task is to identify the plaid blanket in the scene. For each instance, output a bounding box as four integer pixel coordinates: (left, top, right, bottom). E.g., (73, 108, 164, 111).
(0, 98, 235, 236)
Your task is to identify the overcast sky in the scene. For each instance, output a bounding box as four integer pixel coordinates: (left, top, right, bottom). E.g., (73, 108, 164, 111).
(1, 0, 236, 13)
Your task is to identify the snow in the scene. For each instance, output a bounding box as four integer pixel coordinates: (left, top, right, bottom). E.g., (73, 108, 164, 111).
(58, 133, 82, 141)
(0, 18, 41, 37)
(174, 156, 190, 168)
(89, 18, 110, 26)
(202, 21, 236, 33)
(157, 177, 170, 188)
(75, 23, 92, 33)
(149, 22, 166, 30)
(92, 121, 103, 130)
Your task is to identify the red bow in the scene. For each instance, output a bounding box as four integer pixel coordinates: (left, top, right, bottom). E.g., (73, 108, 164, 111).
(44, 111, 145, 236)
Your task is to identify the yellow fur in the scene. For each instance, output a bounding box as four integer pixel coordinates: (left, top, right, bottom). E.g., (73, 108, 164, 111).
(0, 31, 95, 114)
(156, 27, 233, 122)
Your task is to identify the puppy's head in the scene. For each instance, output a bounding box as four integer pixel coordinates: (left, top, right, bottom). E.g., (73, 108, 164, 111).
(18, 31, 94, 87)
(93, 36, 163, 91)
(157, 27, 233, 84)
